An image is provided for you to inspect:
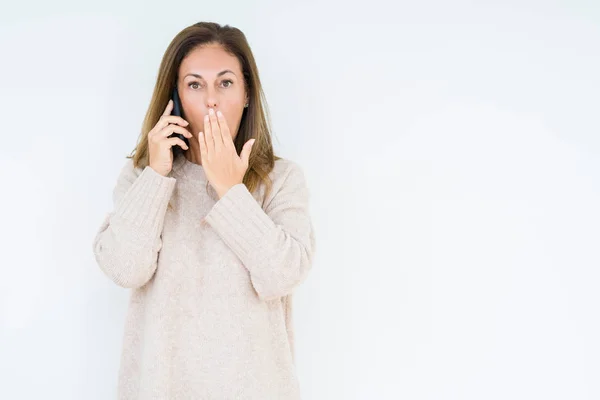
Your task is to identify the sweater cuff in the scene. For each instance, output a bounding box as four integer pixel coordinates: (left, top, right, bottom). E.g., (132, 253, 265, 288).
(112, 166, 176, 235)
(203, 183, 278, 262)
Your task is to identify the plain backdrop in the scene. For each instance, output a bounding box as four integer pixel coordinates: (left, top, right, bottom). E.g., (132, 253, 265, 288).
(1, 1, 599, 399)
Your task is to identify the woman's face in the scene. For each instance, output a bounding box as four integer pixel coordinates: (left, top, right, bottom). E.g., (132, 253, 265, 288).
(177, 43, 248, 142)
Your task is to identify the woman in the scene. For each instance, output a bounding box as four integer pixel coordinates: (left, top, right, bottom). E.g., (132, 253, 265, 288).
(92, 21, 316, 399)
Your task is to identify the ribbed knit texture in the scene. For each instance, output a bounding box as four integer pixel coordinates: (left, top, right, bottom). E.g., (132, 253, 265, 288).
(92, 154, 316, 399)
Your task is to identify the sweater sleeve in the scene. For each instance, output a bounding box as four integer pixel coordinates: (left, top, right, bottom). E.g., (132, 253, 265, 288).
(92, 159, 177, 289)
(203, 161, 316, 301)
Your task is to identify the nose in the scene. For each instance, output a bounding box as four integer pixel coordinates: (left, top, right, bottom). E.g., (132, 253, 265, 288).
(205, 88, 218, 111)
(205, 105, 219, 117)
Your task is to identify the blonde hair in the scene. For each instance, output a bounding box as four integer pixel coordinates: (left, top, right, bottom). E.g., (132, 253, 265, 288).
(128, 21, 280, 198)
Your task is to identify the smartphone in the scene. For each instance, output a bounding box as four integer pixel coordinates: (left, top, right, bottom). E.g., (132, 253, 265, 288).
(169, 87, 189, 156)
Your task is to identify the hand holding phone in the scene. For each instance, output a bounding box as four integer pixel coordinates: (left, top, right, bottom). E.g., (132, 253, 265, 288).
(147, 94, 192, 177)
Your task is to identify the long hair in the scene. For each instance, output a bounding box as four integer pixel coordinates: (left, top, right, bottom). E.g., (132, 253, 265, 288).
(128, 21, 280, 197)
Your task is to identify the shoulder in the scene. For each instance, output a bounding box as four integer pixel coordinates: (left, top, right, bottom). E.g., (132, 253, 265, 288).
(117, 158, 144, 185)
(271, 157, 307, 184)
(111, 158, 145, 203)
(268, 157, 310, 195)
(266, 157, 311, 201)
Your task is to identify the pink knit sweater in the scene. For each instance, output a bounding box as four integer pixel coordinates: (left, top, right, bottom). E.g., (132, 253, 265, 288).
(92, 154, 316, 399)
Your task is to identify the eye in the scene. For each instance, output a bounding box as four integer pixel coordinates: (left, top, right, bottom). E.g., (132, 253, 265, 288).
(188, 80, 233, 89)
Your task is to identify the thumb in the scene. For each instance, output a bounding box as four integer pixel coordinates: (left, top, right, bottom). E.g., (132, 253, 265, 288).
(240, 138, 256, 165)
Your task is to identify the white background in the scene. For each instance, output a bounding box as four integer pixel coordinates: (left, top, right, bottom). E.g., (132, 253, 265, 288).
(1, 1, 599, 399)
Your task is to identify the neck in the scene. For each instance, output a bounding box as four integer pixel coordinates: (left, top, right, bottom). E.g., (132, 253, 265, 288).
(184, 136, 202, 166)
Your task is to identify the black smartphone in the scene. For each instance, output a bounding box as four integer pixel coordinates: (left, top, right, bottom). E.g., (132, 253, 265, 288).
(169, 87, 189, 156)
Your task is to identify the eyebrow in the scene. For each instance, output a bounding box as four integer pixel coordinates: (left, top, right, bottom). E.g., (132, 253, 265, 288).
(184, 70, 236, 79)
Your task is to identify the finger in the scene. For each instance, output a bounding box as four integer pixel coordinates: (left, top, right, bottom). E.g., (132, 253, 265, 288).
(216, 110, 234, 148)
(208, 109, 222, 149)
(240, 138, 255, 166)
(149, 117, 189, 138)
(163, 115, 190, 127)
(165, 137, 189, 150)
(154, 115, 189, 133)
(204, 113, 215, 153)
(162, 99, 173, 116)
(156, 124, 193, 139)
(198, 131, 207, 159)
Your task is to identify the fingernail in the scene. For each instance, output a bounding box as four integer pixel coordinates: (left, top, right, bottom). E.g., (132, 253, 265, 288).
(209, 108, 214, 115)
